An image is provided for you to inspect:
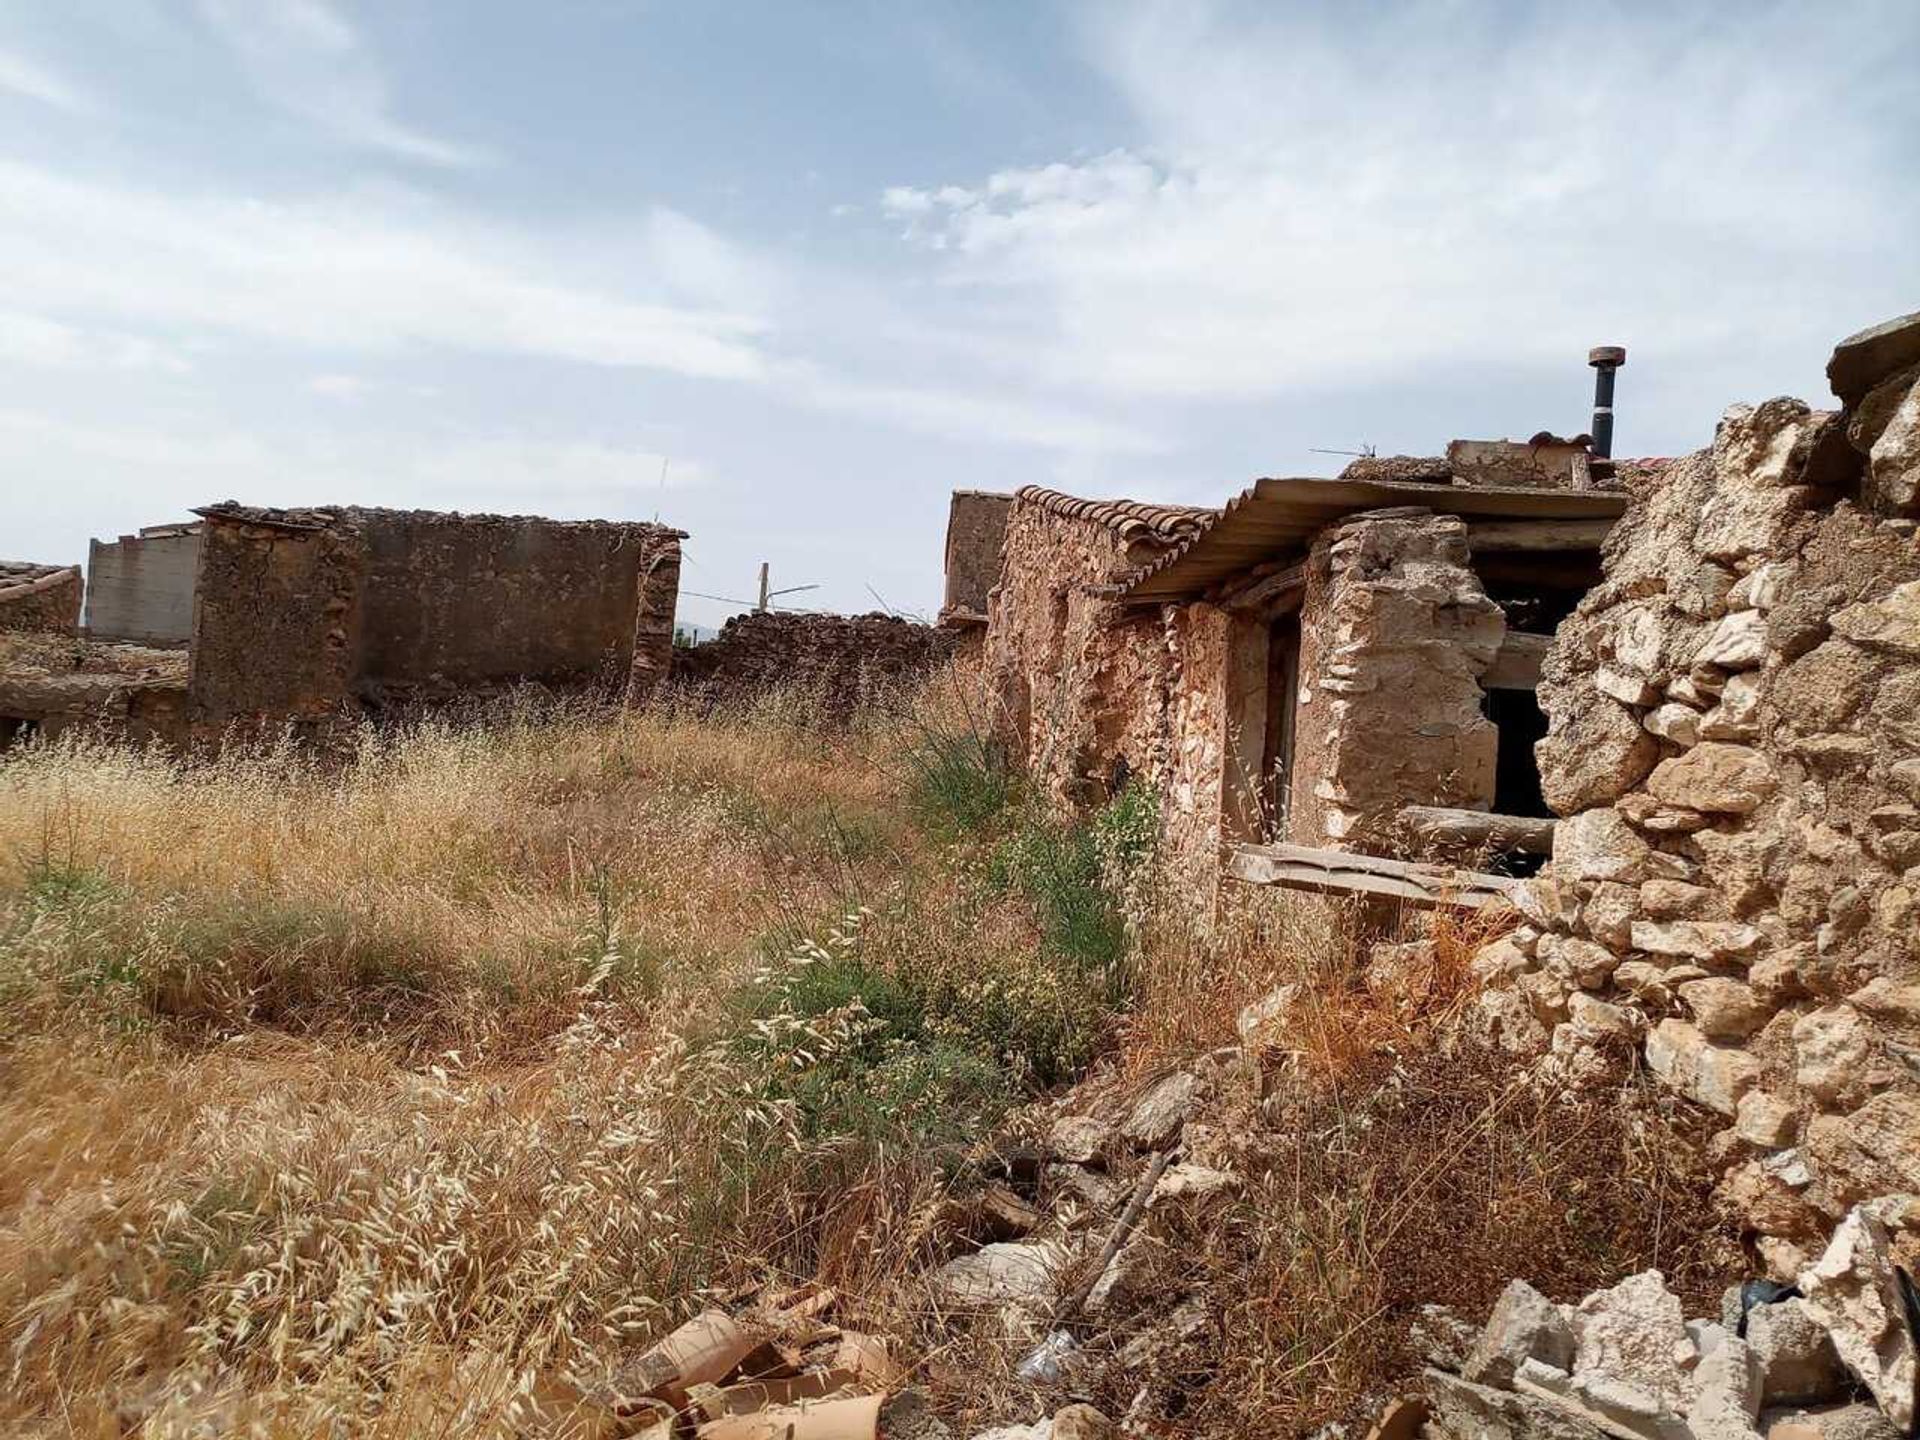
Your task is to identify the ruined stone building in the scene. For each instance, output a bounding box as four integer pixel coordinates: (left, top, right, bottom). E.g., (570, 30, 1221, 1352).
(975, 456, 1629, 886)
(672, 610, 955, 718)
(965, 306, 1920, 1291)
(0, 502, 684, 749)
(0, 561, 83, 635)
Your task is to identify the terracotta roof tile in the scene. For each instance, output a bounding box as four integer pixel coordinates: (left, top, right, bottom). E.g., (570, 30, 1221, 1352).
(1014, 485, 1214, 548)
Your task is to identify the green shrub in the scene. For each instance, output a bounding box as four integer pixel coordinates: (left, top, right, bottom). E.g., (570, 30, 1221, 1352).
(905, 728, 1018, 840)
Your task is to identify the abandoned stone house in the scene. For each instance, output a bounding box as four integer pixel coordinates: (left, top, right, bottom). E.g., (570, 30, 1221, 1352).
(968, 445, 1635, 889)
(0, 501, 685, 749)
(965, 308, 1920, 1289)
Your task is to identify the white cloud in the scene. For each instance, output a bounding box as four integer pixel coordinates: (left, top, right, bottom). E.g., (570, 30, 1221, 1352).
(0, 160, 771, 381)
(196, 0, 489, 167)
(883, 2, 1920, 407)
(0, 47, 90, 112)
(307, 372, 369, 397)
(0, 311, 190, 373)
(786, 364, 1162, 456)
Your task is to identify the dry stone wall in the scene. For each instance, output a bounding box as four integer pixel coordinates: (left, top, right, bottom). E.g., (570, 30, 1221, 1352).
(1479, 312, 1920, 1280)
(672, 611, 955, 720)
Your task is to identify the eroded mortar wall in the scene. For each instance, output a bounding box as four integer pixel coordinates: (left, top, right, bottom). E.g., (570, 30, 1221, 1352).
(188, 508, 367, 737)
(187, 503, 682, 737)
(1478, 324, 1920, 1277)
(357, 511, 662, 703)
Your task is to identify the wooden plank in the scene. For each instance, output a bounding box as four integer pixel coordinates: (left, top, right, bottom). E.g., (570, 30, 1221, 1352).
(1399, 805, 1556, 856)
(1227, 842, 1515, 910)
(1484, 631, 1551, 690)
(1465, 518, 1615, 552)
(1220, 561, 1307, 614)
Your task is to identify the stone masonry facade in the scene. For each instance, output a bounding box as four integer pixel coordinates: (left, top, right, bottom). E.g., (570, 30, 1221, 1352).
(1476, 311, 1920, 1279)
(1288, 508, 1508, 848)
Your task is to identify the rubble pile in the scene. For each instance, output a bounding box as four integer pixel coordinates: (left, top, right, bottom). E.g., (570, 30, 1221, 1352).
(1478, 310, 1920, 1276)
(1418, 1198, 1919, 1439)
(542, 1287, 909, 1440)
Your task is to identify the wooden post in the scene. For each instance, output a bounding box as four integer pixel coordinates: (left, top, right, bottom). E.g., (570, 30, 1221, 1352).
(756, 562, 769, 613)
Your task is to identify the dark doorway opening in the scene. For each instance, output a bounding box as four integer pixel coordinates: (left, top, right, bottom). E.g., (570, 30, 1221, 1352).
(1262, 615, 1301, 840)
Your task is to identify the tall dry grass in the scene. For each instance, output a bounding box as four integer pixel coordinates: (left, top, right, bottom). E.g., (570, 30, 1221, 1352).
(0, 675, 1741, 1437)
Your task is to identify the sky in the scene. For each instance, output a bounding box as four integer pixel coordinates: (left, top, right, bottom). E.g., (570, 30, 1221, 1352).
(2, 1, 1916, 632)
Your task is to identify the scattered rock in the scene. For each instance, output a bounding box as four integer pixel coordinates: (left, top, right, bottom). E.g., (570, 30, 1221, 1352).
(1686, 1332, 1765, 1440)
(1047, 1405, 1116, 1440)
(1120, 1072, 1198, 1151)
(1647, 1019, 1765, 1116)
(1571, 1270, 1694, 1411)
(1046, 1115, 1116, 1167)
(1745, 1298, 1848, 1407)
(931, 1240, 1076, 1308)
(1679, 978, 1772, 1041)
(1792, 1008, 1879, 1110)
(1464, 1279, 1577, 1388)
(1796, 1204, 1918, 1431)
(1236, 984, 1300, 1052)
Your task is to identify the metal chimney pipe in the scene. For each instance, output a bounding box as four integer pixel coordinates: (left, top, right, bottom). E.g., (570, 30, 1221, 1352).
(1588, 345, 1626, 459)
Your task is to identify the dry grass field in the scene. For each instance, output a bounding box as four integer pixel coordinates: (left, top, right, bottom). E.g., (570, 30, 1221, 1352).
(0, 677, 1738, 1437)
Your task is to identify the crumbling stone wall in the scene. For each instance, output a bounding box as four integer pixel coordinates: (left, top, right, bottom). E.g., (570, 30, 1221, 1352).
(942, 490, 1013, 623)
(0, 633, 189, 751)
(1479, 312, 1920, 1280)
(187, 502, 683, 739)
(672, 611, 955, 719)
(1288, 508, 1507, 847)
(984, 491, 1208, 807)
(188, 506, 367, 738)
(0, 564, 83, 636)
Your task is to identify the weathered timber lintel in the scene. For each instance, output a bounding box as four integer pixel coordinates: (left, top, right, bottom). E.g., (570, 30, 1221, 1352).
(1398, 805, 1556, 856)
(1465, 518, 1615, 552)
(1227, 842, 1515, 909)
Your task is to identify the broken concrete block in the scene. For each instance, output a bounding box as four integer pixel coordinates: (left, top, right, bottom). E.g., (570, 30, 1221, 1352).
(1686, 1333, 1765, 1440)
(1746, 1298, 1848, 1407)
(1464, 1279, 1577, 1388)
(1572, 1270, 1695, 1411)
(1425, 1367, 1613, 1440)
(1797, 1205, 1918, 1432)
